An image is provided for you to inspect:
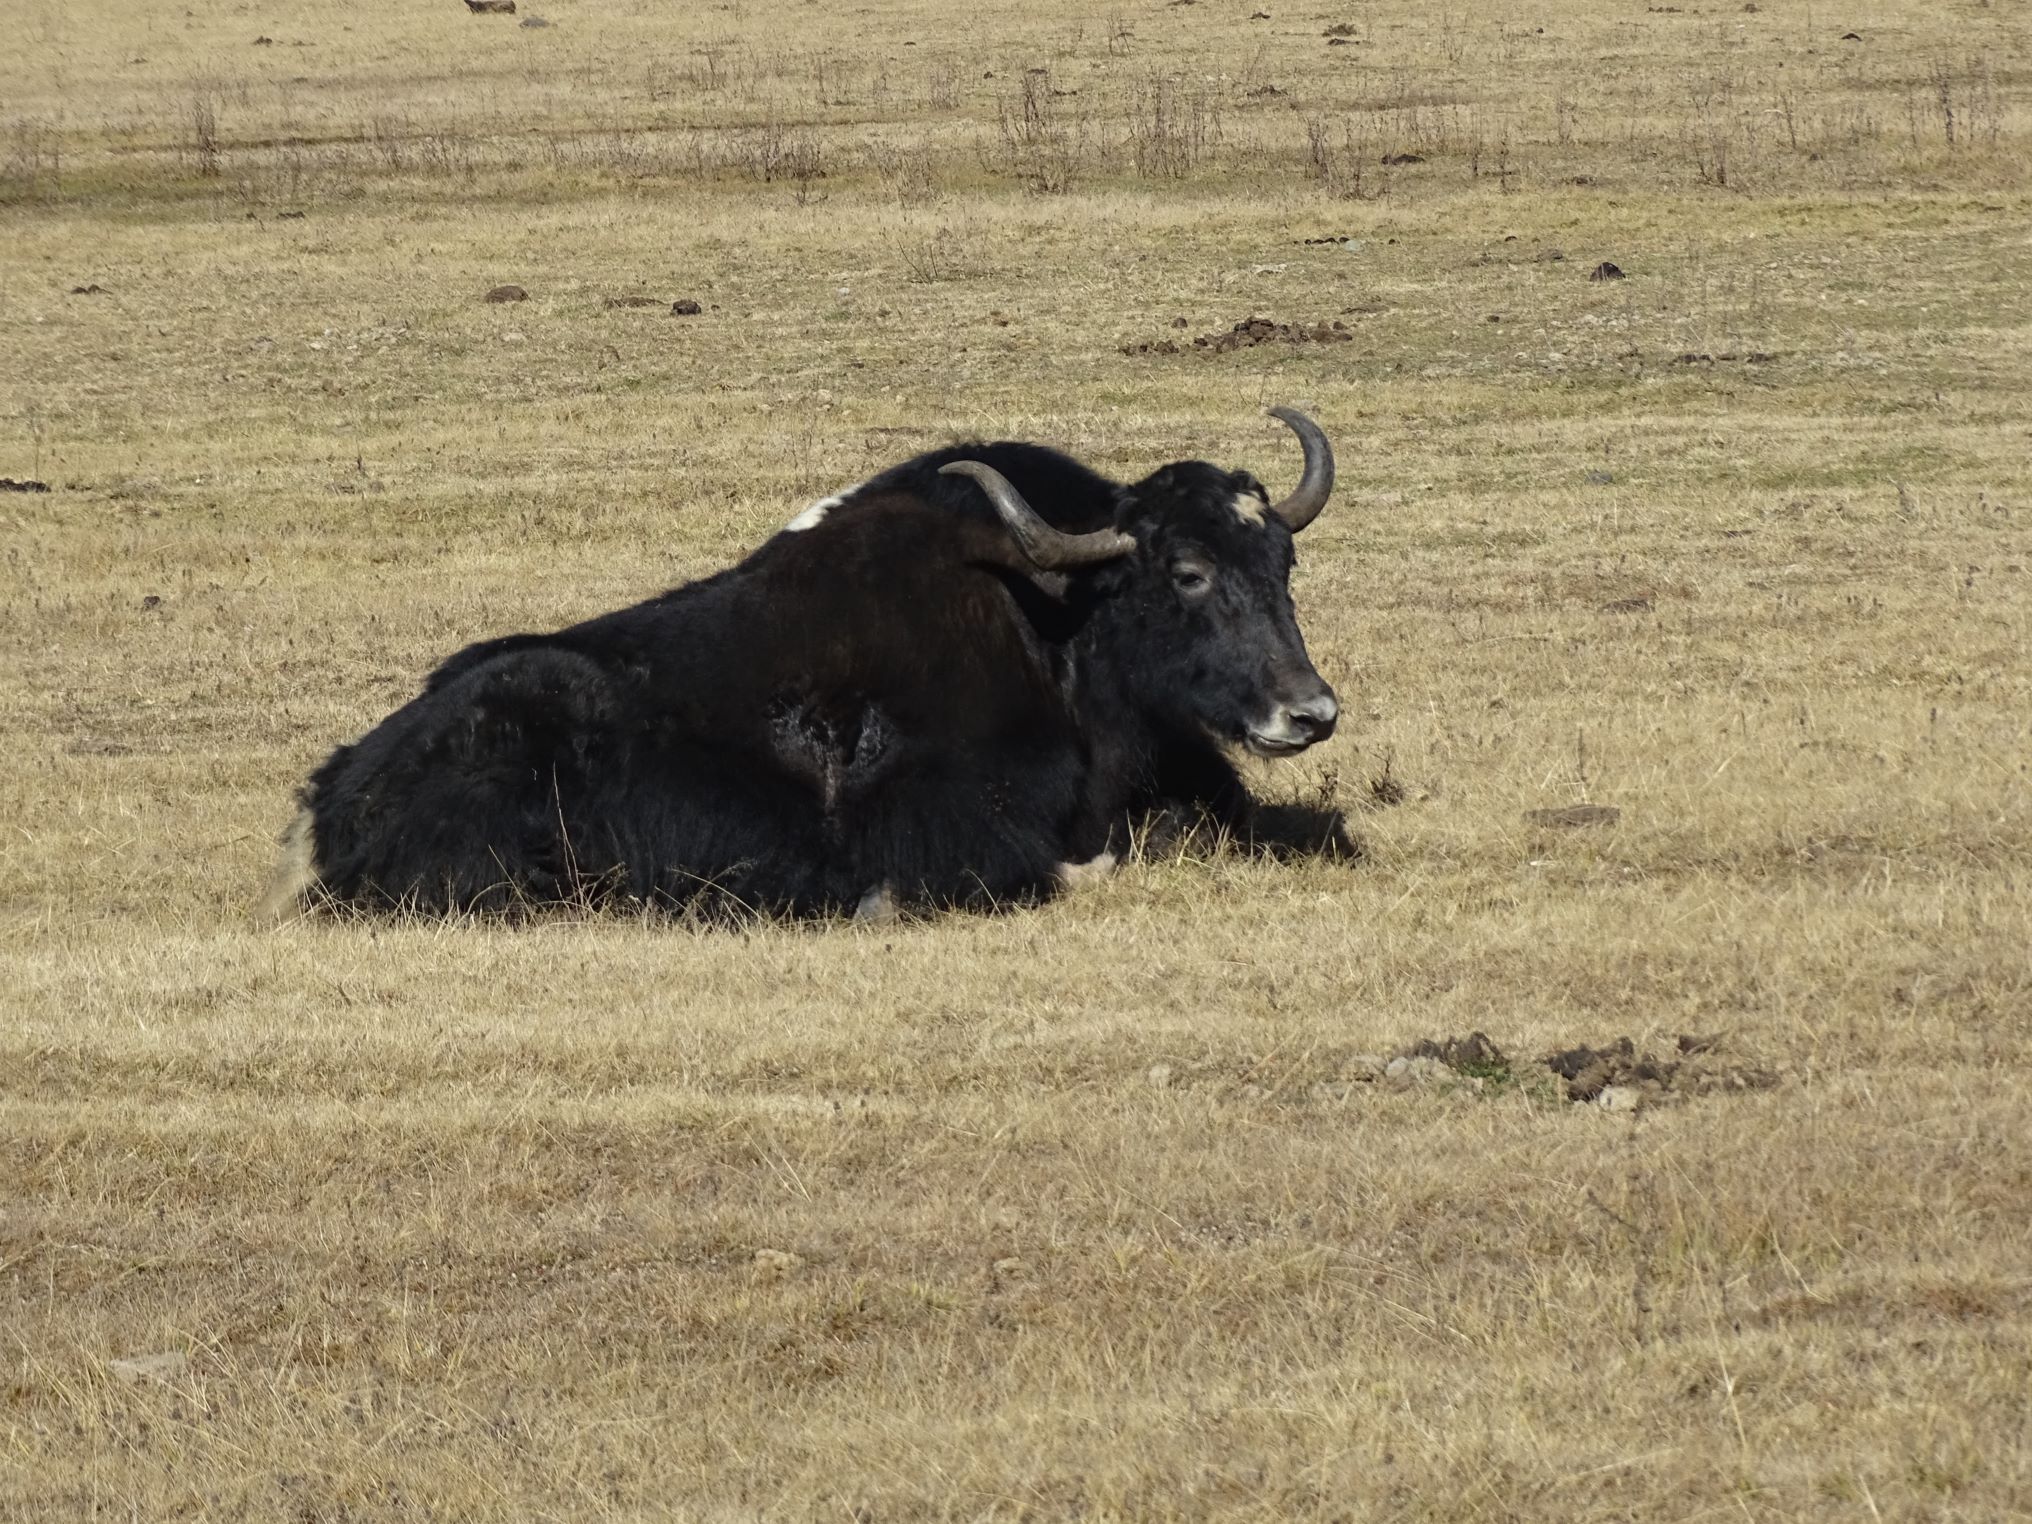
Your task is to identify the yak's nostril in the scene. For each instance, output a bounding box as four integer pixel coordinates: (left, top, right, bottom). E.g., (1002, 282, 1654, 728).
(1285, 691, 1339, 740)
(1248, 685, 1339, 756)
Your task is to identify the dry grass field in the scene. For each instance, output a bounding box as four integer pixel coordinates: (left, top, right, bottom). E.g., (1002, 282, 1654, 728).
(4, 0, 2031, 1517)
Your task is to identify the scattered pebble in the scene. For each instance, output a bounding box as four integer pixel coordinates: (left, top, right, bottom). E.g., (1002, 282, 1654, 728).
(1146, 1062, 1175, 1090)
(109, 1352, 188, 1384)
(1384, 1054, 1447, 1085)
(1524, 804, 1622, 828)
(1597, 1085, 1642, 1113)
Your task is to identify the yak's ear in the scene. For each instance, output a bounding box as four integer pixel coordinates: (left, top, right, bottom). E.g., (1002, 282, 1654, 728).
(940, 462, 1136, 571)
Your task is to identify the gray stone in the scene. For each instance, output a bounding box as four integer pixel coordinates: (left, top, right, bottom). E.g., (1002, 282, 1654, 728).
(109, 1352, 188, 1384)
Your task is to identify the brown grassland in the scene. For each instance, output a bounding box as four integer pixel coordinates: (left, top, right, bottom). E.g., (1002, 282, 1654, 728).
(4, 0, 2031, 1517)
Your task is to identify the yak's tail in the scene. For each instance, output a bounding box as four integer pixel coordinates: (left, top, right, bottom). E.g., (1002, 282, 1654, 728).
(253, 807, 320, 925)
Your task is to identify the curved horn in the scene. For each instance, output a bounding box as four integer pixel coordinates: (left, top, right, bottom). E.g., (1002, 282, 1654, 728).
(940, 461, 1135, 570)
(1265, 406, 1335, 532)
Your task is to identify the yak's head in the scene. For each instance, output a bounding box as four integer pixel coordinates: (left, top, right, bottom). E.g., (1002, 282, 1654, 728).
(942, 408, 1339, 758)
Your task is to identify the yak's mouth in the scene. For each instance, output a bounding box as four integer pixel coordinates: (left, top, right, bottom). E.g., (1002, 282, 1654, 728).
(1240, 690, 1339, 758)
(1243, 728, 1316, 758)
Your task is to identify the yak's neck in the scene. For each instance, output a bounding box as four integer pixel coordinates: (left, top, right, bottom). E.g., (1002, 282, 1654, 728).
(1065, 600, 1171, 788)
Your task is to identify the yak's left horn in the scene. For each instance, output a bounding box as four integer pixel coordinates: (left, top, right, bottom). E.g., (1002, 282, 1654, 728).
(940, 461, 1136, 570)
(1265, 406, 1335, 532)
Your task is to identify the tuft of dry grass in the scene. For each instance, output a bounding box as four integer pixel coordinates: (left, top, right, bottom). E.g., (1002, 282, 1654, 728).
(3, 0, 2031, 1517)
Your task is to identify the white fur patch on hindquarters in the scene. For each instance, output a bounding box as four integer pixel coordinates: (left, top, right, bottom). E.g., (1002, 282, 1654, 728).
(254, 807, 319, 925)
(854, 883, 900, 923)
(1054, 850, 1119, 891)
(784, 493, 845, 533)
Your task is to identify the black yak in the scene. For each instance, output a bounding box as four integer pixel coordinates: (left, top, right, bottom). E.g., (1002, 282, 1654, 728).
(262, 408, 1347, 922)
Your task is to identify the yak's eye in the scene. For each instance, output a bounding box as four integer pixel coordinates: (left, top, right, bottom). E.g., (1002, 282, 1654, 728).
(1171, 564, 1213, 597)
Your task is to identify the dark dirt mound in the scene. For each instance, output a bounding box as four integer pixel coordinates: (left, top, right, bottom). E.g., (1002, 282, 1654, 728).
(1150, 1030, 1774, 1111)
(1376, 1030, 1776, 1108)
(484, 284, 527, 303)
(671, 299, 703, 316)
(1, 478, 51, 493)
(1402, 1031, 1510, 1076)
(1123, 315, 1354, 357)
(1589, 261, 1626, 281)
(1524, 803, 1621, 828)
(1545, 1034, 1776, 1102)
(1672, 350, 1776, 365)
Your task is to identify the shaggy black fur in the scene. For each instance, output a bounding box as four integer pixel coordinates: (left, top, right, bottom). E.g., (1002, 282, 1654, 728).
(290, 438, 1349, 919)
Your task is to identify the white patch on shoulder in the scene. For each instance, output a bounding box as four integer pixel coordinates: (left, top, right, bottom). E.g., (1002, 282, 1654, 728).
(1054, 850, 1120, 890)
(784, 493, 843, 533)
(254, 807, 319, 925)
(1231, 491, 1268, 526)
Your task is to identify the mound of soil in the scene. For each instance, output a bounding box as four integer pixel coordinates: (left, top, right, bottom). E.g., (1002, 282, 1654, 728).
(1402, 1031, 1509, 1075)
(1524, 803, 1621, 828)
(1381, 1030, 1777, 1109)
(1672, 350, 1777, 365)
(1123, 315, 1354, 357)
(1545, 1034, 1777, 1103)
(1149, 1031, 1775, 1112)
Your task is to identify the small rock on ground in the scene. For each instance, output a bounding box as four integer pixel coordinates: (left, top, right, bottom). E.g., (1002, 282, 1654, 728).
(109, 1352, 189, 1384)
(1525, 804, 1621, 828)
(753, 1249, 804, 1282)
(1384, 1054, 1448, 1085)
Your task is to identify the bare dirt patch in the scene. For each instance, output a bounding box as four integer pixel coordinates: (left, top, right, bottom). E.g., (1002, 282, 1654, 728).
(1123, 315, 1355, 356)
(1545, 1034, 1779, 1103)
